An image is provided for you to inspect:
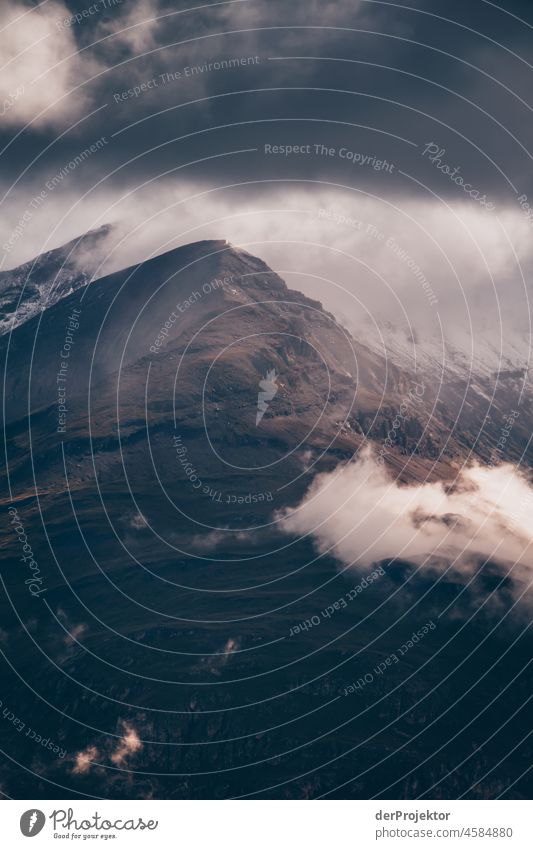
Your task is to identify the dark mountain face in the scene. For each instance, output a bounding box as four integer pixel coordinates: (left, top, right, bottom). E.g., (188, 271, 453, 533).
(1, 237, 532, 800)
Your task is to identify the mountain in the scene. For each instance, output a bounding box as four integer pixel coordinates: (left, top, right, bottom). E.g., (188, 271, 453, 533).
(0, 224, 112, 336)
(3, 234, 479, 555)
(354, 318, 533, 472)
(1, 236, 532, 801)
(4, 234, 532, 573)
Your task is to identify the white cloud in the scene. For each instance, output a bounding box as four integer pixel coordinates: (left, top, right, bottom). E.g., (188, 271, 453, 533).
(95, 0, 162, 56)
(0, 0, 163, 132)
(110, 721, 142, 766)
(63, 623, 87, 645)
(129, 511, 148, 530)
(0, 0, 98, 130)
(207, 637, 240, 676)
(72, 743, 98, 775)
(71, 720, 142, 775)
(278, 446, 533, 596)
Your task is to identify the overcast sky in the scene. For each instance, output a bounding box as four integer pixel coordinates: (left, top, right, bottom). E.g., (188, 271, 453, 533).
(1, 0, 533, 349)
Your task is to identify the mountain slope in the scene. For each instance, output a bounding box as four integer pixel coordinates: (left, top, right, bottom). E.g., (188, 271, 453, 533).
(1, 238, 533, 801)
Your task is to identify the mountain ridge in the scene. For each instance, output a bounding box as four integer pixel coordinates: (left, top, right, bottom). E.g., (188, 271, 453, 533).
(0, 224, 114, 335)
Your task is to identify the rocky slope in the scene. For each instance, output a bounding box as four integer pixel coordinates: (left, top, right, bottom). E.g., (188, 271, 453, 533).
(0, 224, 112, 336)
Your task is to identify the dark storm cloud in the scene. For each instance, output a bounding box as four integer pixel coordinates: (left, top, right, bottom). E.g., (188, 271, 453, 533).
(1, 2, 533, 533)
(1, 0, 532, 210)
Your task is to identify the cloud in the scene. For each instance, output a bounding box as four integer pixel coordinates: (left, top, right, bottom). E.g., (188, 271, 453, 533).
(72, 744, 98, 775)
(110, 721, 142, 766)
(0, 1, 98, 130)
(63, 623, 87, 645)
(0, 0, 162, 132)
(278, 446, 533, 595)
(71, 721, 142, 775)
(207, 637, 240, 676)
(1, 0, 532, 215)
(57, 608, 88, 655)
(94, 0, 162, 57)
(129, 511, 148, 530)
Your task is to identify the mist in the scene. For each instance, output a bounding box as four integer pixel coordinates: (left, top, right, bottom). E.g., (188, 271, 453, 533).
(278, 446, 533, 596)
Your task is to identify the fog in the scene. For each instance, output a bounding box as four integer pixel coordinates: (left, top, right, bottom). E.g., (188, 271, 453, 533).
(278, 446, 533, 596)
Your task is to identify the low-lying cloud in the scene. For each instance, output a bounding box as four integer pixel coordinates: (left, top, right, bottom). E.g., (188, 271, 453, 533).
(110, 721, 142, 766)
(278, 447, 533, 594)
(71, 720, 142, 775)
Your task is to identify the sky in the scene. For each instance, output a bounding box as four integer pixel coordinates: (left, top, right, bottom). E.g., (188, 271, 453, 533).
(1, 0, 533, 348)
